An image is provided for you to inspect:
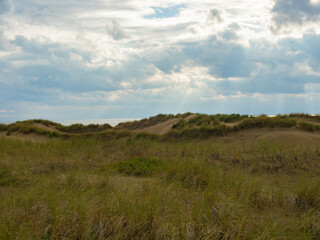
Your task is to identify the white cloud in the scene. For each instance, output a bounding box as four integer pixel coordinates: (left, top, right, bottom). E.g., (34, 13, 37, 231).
(1, 0, 320, 121)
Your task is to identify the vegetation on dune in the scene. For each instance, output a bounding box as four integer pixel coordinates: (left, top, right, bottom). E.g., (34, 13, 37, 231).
(215, 113, 249, 123)
(236, 116, 297, 129)
(0, 119, 112, 136)
(169, 116, 299, 139)
(3, 122, 62, 137)
(0, 135, 320, 239)
(298, 121, 320, 132)
(115, 113, 175, 130)
(288, 113, 320, 122)
(1, 113, 320, 140)
(1, 113, 320, 239)
(118, 157, 165, 176)
(57, 123, 112, 133)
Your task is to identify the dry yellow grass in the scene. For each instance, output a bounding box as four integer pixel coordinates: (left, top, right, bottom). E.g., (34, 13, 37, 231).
(0, 131, 50, 142)
(222, 128, 320, 146)
(1, 133, 319, 239)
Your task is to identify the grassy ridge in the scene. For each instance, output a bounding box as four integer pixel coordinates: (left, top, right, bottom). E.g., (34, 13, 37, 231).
(0, 136, 319, 239)
(0, 119, 112, 137)
(1, 114, 320, 140)
(115, 114, 176, 130)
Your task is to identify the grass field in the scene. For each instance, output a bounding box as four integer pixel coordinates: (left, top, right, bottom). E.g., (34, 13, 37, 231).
(0, 114, 320, 239)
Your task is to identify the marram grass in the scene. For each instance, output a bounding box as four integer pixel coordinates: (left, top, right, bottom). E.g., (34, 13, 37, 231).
(0, 136, 319, 239)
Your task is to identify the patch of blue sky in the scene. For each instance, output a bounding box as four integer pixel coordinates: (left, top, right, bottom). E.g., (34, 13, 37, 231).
(144, 4, 186, 19)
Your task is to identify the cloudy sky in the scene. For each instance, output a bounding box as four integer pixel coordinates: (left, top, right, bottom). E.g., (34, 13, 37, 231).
(1, 0, 320, 122)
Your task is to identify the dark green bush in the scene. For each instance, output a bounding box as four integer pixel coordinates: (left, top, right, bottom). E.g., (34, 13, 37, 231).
(118, 157, 165, 176)
(188, 115, 211, 126)
(176, 112, 193, 118)
(172, 119, 188, 130)
(216, 114, 248, 123)
(237, 117, 296, 130)
(0, 123, 7, 131)
(298, 122, 315, 132)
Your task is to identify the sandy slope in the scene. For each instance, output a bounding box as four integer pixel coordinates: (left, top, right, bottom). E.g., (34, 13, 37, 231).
(134, 118, 181, 135)
(134, 115, 197, 135)
(32, 123, 60, 132)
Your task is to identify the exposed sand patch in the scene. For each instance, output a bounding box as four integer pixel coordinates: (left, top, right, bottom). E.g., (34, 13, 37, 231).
(223, 122, 240, 127)
(0, 131, 7, 137)
(134, 118, 181, 135)
(32, 123, 60, 132)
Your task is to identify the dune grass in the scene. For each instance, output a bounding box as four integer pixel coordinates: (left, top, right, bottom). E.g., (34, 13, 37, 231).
(0, 134, 320, 239)
(2, 114, 320, 140)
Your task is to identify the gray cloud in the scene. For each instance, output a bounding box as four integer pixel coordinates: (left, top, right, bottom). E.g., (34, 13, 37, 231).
(0, 0, 10, 14)
(206, 9, 223, 25)
(271, 0, 320, 32)
(106, 20, 128, 40)
(3, 32, 320, 109)
(0, 34, 160, 109)
(142, 47, 184, 73)
(181, 37, 253, 78)
(1, 0, 320, 121)
(221, 29, 238, 40)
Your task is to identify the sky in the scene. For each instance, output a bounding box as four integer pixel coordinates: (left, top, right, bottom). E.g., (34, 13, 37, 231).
(1, 0, 320, 122)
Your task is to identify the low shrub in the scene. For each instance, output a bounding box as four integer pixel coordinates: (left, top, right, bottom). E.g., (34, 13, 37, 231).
(216, 113, 248, 123)
(298, 122, 315, 132)
(188, 115, 212, 126)
(118, 157, 165, 176)
(172, 119, 188, 130)
(236, 117, 296, 129)
(0, 123, 7, 131)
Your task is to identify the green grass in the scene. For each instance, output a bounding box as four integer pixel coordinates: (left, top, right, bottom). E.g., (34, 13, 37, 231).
(118, 157, 165, 176)
(0, 134, 320, 239)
